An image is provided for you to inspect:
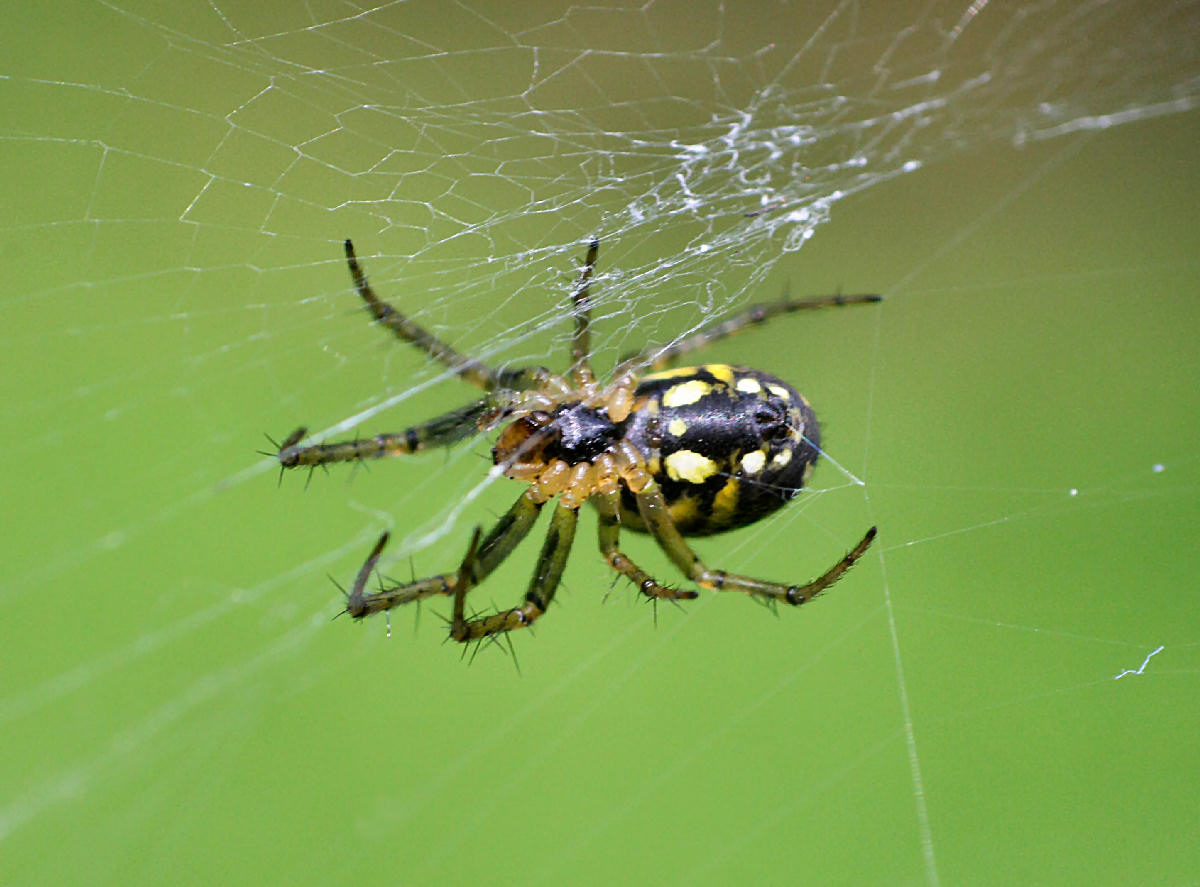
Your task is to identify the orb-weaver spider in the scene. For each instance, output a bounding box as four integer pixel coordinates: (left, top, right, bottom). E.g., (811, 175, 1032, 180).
(274, 239, 878, 643)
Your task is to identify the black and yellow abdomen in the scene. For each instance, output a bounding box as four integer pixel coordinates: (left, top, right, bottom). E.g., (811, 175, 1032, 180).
(618, 363, 820, 535)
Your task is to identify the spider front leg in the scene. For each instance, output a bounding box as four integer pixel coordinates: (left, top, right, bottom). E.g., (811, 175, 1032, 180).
(634, 477, 876, 605)
(343, 490, 544, 618)
(450, 501, 578, 642)
(275, 392, 525, 469)
(568, 239, 599, 386)
(345, 239, 564, 395)
(345, 239, 502, 391)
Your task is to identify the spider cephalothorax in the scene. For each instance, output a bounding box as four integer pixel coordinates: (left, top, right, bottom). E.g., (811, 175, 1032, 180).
(274, 239, 878, 643)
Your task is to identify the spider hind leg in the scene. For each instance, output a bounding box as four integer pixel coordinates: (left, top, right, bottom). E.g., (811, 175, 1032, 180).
(620, 287, 882, 372)
(634, 474, 876, 606)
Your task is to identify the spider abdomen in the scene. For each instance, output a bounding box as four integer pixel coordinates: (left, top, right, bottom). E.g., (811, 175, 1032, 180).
(619, 364, 820, 536)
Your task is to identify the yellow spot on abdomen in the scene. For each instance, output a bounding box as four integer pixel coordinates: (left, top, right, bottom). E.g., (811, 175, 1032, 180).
(664, 450, 719, 484)
(668, 495, 699, 527)
(705, 364, 735, 384)
(662, 379, 712, 407)
(767, 384, 791, 400)
(631, 395, 657, 417)
(735, 377, 762, 394)
(646, 366, 700, 380)
(713, 478, 740, 522)
(740, 450, 767, 474)
(667, 417, 688, 437)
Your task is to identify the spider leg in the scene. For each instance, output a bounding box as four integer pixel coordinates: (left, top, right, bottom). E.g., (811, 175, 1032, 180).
(619, 286, 882, 372)
(569, 239, 600, 386)
(343, 490, 544, 619)
(450, 501, 578, 642)
(594, 491, 698, 602)
(345, 239, 577, 396)
(633, 477, 876, 605)
(345, 238, 509, 391)
(276, 393, 522, 469)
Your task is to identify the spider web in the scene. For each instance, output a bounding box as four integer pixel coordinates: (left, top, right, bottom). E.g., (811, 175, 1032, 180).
(3, 2, 1199, 884)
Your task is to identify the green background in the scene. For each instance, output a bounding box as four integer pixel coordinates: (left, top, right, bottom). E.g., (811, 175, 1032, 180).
(3, 3, 1198, 885)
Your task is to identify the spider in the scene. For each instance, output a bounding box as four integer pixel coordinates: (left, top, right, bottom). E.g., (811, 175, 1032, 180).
(274, 239, 879, 643)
